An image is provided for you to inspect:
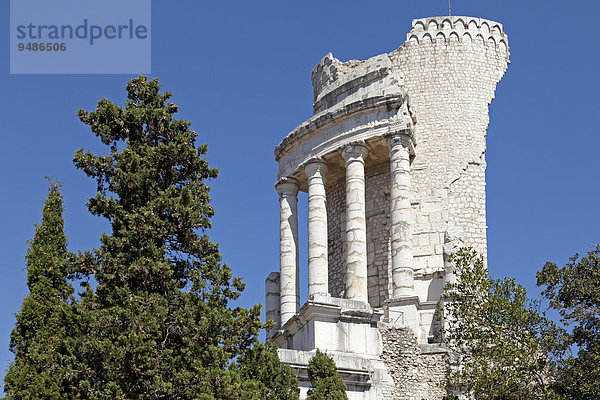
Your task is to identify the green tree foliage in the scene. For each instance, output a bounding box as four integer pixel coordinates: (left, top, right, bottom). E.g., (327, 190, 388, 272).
(537, 245, 600, 399)
(69, 75, 296, 399)
(442, 248, 563, 400)
(306, 349, 347, 400)
(4, 180, 80, 399)
(236, 343, 299, 400)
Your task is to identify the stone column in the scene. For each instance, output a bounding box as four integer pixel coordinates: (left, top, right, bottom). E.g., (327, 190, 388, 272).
(265, 272, 281, 339)
(304, 159, 329, 298)
(388, 132, 415, 298)
(342, 143, 369, 301)
(276, 177, 299, 326)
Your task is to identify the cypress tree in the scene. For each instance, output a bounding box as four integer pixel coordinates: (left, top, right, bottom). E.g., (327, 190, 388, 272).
(306, 349, 348, 400)
(237, 343, 300, 400)
(71, 76, 295, 399)
(4, 180, 79, 400)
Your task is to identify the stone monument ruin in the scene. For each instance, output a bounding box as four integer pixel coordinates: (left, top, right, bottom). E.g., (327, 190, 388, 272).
(264, 16, 510, 399)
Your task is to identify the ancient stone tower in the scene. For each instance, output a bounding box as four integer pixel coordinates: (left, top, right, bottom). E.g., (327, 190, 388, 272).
(264, 16, 509, 399)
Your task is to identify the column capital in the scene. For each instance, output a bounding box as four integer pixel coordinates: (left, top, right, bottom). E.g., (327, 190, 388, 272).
(341, 141, 369, 162)
(275, 177, 298, 197)
(386, 130, 415, 154)
(304, 158, 328, 178)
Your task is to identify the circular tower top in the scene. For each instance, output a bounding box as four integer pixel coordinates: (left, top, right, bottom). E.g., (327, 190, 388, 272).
(407, 16, 508, 53)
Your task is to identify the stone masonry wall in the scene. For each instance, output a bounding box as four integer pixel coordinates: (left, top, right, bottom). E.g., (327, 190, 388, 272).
(322, 17, 508, 309)
(380, 325, 446, 400)
(389, 17, 509, 262)
(327, 157, 471, 307)
(326, 177, 346, 298)
(365, 163, 392, 308)
(446, 161, 487, 255)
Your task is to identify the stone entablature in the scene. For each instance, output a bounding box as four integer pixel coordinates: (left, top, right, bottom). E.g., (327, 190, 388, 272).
(274, 96, 413, 187)
(266, 15, 510, 399)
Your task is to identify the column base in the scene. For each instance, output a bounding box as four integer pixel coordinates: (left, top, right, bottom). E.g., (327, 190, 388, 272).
(384, 296, 439, 344)
(272, 294, 382, 355)
(385, 296, 419, 329)
(307, 292, 331, 301)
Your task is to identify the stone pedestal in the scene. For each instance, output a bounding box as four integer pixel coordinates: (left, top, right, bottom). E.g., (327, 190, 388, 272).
(274, 294, 382, 355)
(385, 296, 419, 331)
(273, 295, 393, 400)
(385, 296, 440, 344)
(278, 349, 393, 400)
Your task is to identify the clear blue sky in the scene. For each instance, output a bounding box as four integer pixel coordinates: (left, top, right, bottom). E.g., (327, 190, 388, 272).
(1, 0, 599, 388)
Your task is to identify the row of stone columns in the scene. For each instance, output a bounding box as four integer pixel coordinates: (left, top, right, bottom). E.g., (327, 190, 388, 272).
(276, 131, 414, 327)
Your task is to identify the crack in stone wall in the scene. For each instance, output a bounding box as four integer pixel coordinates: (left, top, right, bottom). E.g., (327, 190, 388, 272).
(446, 159, 488, 257)
(390, 35, 508, 266)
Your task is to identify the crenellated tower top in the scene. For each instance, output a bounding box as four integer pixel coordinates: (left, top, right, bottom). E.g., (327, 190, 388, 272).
(406, 16, 508, 53)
